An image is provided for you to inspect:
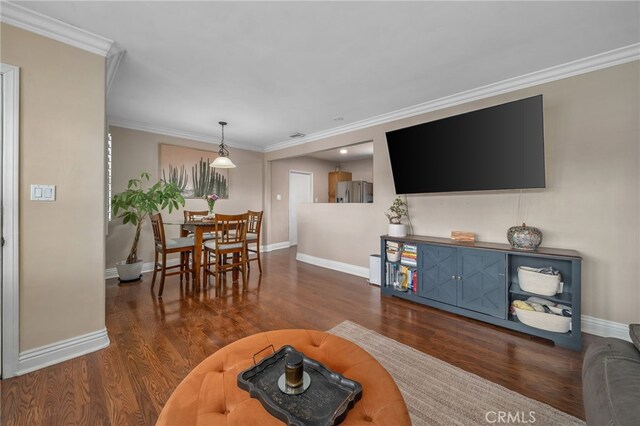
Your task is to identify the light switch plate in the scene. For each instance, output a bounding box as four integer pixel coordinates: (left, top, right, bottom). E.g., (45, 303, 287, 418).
(276, 194, 282, 201)
(31, 184, 56, 201)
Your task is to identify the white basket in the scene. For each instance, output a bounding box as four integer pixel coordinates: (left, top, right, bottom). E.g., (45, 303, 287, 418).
(518, 267, 561, 296)
(386, 251, 401, 262)
(514, 307, 571, 333)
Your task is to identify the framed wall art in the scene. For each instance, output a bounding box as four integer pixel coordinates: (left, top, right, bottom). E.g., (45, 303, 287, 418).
(159, 144, 229, 199)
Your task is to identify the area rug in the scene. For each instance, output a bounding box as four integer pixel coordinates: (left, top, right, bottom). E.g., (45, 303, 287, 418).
(328, 321, 584, 426)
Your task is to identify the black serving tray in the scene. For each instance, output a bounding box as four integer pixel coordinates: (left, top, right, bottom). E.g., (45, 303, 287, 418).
(237, 345, 362, 426)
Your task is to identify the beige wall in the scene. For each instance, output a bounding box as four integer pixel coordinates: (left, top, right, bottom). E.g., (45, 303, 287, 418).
(269, 156, 337, 244)
(107, 126, 264, 268)
(269, 62, 640, 325)
(340, 158, 373, 182)
(1, 24, 107, 351)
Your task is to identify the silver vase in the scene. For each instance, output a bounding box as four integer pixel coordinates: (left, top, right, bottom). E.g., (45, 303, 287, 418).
(507, 223, 542, 251)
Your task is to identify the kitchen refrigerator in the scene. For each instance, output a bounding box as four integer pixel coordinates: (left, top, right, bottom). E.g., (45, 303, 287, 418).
(336, 180, 373, 203)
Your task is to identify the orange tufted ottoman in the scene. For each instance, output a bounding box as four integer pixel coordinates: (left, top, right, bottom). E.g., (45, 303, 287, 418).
(157, 329, 410, 425)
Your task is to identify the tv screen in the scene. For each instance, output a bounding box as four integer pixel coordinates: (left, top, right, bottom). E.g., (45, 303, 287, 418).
(386, 95, 545, 194)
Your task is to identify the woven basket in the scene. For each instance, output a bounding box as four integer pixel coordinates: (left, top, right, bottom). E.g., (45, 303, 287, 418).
(518, 266, 560, 296)
(514, 307, 571, 333)
(386, 251, 401, 262)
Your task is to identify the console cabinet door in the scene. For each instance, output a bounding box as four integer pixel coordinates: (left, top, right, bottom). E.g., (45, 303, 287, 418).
(419, 245, 457, 306)
(457, 248, 507, 318)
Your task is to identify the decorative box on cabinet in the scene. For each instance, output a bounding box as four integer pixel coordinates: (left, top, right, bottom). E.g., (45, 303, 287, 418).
(328, 171, 352, 203)
(381, 234, 582, 351)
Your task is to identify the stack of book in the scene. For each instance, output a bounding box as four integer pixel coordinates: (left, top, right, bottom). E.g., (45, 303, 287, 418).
(401, 244, 417, 267)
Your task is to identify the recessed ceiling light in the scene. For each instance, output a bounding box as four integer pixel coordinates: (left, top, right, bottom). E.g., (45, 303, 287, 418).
(339, 149, 348, 154)
(334, 117, 344, 121)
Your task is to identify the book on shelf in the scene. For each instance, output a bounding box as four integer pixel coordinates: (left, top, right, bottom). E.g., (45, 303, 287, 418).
(385, 264, 416, 292)
(400, 243, 418, 266)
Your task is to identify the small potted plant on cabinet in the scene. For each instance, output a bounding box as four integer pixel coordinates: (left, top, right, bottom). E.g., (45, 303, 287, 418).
(112, 172, 185, 282)
(386, 196, 408, 237)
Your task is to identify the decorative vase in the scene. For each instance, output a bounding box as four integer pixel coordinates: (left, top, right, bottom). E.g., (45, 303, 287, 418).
(507, 223, 543, 251)
(388, 223, 407, 238)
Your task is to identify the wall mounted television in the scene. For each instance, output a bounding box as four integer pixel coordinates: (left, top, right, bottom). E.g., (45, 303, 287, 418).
(386, 95, 545, 194)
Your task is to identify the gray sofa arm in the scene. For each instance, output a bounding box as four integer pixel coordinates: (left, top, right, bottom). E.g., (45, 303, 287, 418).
(582, 337, 640, 426)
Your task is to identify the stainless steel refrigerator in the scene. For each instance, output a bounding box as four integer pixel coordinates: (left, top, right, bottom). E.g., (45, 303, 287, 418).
(336, 181, 373, 203)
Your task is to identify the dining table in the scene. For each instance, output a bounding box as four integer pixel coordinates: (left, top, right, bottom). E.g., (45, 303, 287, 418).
(167, 218, 240, 289)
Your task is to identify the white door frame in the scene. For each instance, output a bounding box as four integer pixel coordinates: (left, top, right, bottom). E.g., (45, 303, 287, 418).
(1, 63, 20, 378)
(288, 170, 313, 246)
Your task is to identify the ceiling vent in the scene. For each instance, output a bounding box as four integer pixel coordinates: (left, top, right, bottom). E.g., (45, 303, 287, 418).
(289, 132, 306, 138)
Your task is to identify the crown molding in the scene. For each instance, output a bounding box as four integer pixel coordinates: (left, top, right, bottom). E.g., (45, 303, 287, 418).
(265, 43, 640, 152)
(0, 2, 114, 56)
(108, 118, 264, 152)
(106, 44, 126, 94)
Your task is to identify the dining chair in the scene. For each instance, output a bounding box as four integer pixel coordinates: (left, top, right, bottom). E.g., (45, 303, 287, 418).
(246, 210, 264, 273)
(202, 213, 249, 286)
(183, 210, 217, 240)
(150, 213, 195, 297)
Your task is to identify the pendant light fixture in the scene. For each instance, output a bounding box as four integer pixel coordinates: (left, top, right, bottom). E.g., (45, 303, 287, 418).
(210, 121, 236, 168)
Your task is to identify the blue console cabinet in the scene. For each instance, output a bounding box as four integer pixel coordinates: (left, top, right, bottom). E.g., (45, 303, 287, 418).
(381, 234, 582, 351)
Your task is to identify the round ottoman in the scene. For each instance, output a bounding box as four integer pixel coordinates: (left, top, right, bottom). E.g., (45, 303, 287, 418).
(157, 329, 410, 425)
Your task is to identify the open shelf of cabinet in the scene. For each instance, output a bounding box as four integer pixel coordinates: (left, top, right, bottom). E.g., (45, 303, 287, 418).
(509, 282, 572, 305)
(381, 234, 582, 351)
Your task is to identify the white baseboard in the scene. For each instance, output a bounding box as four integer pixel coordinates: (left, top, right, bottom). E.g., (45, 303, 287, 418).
(296, 252, 369, 278)
(581, 315, 631, 342)
(262, 241, 291, 252)
(105, 259, 180, 280)
(16, 328, 110, 375)
(104, 246, 295, 279)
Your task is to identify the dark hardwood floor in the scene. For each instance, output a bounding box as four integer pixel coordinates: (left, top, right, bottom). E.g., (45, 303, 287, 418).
(1, 247, 598, 425)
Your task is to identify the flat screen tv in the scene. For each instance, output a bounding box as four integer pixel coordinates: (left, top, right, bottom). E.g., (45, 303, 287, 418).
(386, 95, 545, 194)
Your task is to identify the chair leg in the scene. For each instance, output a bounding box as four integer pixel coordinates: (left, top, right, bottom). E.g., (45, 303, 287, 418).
(256, 241, 262, 273)
(159, 252, 167, 297)
(241, 252, 247, 285)
(179, 253, 184, 283)
(151, 250, 159, 289)
(202, 249, 209, 288)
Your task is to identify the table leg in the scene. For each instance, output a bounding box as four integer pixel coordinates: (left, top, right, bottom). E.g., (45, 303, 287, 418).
(193, 228, 203, 290)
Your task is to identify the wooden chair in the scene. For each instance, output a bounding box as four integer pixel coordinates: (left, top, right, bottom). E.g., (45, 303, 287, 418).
(183, 210, 217, 240)
(150, 213, 195, 297)
(202, 213, 248, 286)
(246, 210, 264, 273)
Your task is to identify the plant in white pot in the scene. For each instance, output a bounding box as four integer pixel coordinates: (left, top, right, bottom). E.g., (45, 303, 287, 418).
(385, 196, 408, 237)
(112, 172, 185, 282)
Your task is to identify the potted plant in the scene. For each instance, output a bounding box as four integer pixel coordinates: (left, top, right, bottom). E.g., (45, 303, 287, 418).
(112, 172, 185, 282)
(385, 196, 409, 237)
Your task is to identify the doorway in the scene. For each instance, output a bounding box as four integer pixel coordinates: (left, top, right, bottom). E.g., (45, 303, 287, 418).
(288, 171, 312, 246)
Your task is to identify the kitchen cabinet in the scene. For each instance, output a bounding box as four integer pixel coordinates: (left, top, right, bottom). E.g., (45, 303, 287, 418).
(328, 171, 351, 203)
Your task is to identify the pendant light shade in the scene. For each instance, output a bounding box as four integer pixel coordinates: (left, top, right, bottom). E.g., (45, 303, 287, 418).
(210, 121, 236, 168)
(211, 156, 235, 168)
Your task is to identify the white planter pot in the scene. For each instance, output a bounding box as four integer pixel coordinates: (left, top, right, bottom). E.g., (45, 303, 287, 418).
(116, 260, 144, 282)
(388, 223, 407, 237)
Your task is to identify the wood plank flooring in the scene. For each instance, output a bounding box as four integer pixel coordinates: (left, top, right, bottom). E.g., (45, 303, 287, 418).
(1, 248, 598, 424)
